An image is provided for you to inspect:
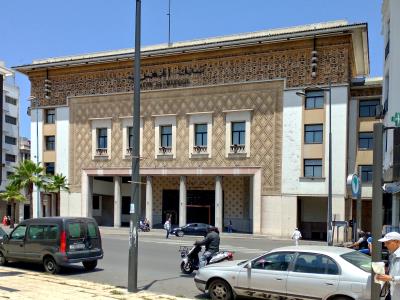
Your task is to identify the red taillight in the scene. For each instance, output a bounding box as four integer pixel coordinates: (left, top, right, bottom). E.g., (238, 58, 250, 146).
(227, 252, 233, 260)
(60, 231, 66, 253)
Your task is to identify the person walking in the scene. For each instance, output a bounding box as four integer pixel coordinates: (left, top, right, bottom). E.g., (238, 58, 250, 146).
(376, 232, 400, 300)
(228, 220, 233, 233)
(291, 228, 302, 246)
(164, 217, 171, 239)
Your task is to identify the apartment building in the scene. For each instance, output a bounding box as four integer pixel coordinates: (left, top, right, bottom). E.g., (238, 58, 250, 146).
(15, 21, 371, 239)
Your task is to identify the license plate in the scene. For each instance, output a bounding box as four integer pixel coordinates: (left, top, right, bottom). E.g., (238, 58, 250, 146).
(70, 243, 85, 250)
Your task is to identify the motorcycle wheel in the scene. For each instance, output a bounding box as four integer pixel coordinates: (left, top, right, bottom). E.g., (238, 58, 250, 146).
(180, 261, 194, 274)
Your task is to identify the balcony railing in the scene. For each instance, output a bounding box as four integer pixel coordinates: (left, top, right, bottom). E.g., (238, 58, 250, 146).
(95, 148, 108, 156)
(126, 148, 133, 156)
(230, 144, 246, 153)
(193, 145, 208, 153)
(159, 146, 172, 154)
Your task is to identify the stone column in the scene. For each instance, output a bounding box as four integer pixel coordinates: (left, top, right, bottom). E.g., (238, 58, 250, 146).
(145, 176, 153, 227)
(252, 170, 262, 234)
(215, 176, 223, 230)
(114, 176, 122, 228)
(179, 176, 187, 227)
(51, 194, 57, 216)
(82, 172, 93, 217)
(45, 194, 51, 217)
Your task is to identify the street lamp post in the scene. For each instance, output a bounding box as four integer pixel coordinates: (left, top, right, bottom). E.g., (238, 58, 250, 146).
(128, 0, 141, 293)
(296, 82, 333, 246)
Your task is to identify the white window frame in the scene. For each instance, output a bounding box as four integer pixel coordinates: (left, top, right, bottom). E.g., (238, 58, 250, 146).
(90, 118, 112, 160)
(154, 114, 177, 159)
(224, 109, 252, 158)
(187, 112, 213, 158)
(120, 117, 143, 159)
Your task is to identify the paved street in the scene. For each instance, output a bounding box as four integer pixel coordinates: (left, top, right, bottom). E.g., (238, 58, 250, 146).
(2, 229, 324, 299)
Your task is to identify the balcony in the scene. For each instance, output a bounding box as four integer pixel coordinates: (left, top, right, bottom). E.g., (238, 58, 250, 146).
(193, 145, 208, 153)
(95, 148, 108, 158)
(230, 144, 246, 153)
(159, 146, 172, 155)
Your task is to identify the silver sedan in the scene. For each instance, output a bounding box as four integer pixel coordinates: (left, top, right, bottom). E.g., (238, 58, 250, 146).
(194, 245, 372, 300)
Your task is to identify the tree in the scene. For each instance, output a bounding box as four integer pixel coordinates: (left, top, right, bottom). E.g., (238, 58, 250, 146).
(9, 160, 44, 218)
(0, 185, 25, 228)
(46, 174, 69, 216)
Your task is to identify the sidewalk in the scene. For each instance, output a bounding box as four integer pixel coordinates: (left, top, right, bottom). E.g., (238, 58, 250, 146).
(0, 266, 193, 300)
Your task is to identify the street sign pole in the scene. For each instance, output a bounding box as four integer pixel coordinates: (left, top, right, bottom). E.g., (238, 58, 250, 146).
(128, 0, 141, 293)
(371, 122, 384, 300)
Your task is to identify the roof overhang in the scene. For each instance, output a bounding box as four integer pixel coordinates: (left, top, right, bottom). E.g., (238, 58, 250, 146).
(351, 25, 370, 76)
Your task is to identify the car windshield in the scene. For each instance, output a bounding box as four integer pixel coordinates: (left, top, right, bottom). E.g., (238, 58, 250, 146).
(341, 251, 371, 273)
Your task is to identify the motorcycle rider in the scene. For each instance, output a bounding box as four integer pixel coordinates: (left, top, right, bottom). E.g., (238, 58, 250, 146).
(194, 226, 220, 268)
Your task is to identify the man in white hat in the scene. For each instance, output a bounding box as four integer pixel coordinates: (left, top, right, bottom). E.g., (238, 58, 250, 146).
(376, 231, 400, 299)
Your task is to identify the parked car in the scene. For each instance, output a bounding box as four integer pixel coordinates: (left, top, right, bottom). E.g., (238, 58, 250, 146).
(195, 245, 371, 300)
(0, 227, 7, 242)
(0, 217, 103, 274)
(171, 223, 212, 237)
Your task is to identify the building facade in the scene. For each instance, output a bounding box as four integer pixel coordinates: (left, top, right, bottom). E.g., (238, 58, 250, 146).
(382, 0, 400, 229)
(0, 62, 21, 220)
(15, 21, 371, 238)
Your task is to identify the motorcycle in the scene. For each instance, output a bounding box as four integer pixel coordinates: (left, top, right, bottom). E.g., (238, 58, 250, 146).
(179, 245, 233, 274)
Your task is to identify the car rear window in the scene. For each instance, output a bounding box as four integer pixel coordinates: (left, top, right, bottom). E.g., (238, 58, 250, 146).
(68, 223, 85, 239)
(87, 222, 98, 238)
(341, 251, 371, 273)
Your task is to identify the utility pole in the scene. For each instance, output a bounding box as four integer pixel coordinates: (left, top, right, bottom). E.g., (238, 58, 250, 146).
(371, 122, 384, 300)
(128, 0, 141, 293)
(327, 81, 333, 246)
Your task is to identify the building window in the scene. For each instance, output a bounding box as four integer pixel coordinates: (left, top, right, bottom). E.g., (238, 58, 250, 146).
(231, 122, 245, 145)
(160, 125, 172, 148)
(305, 91, 324, 110)
(359, 100, 380, 118)
(360, 165, 373, 183)
(195, 124, 207, 146)
(45, 136, 55, 151)
(45, 162, 55, 175)
(97, 128, 108, 149)
(5, 115, 17, 125)
(5, 136, 17, 145)
(304, 124, 323, 144)
(5, 154, 16, 163)
(358, 132, 373, 150)
(128, 127, 134, 149)
(304, 159, 322, 178)
(5, 96, 17, 105)
(45, 109, 55, 124)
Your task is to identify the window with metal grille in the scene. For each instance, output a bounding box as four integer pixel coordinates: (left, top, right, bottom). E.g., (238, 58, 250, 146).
(45, 109, 55, 124)
(359, 100, 380, 117)
(160, 125, 172, 147)
(304, 124, 323, 144)
(5, 115, 17, 125)
(231, 122, 245, 145)
(195, 124, 207, 146)
(360, 165, 373, 183)
(97, 128, 107, 149)
(304, 159, 322, 178)
(5, 136, 17, 145)
(305, 91, 324, 109)
(358, 132, 373, 150)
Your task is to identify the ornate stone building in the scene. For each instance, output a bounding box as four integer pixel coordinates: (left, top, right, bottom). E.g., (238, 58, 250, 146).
(15, 20, 371, 238)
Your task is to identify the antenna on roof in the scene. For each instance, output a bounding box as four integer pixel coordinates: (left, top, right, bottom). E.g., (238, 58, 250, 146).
(167, 0, 172, 47)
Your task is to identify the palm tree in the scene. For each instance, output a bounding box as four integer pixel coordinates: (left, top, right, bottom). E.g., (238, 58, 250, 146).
(0, 184, 25, 228)
(46, 174, 69, 216)
(9, 160, 44, 218)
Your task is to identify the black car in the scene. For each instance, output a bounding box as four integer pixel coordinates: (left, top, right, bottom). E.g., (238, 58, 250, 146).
(0, 217, 103, 274)
(172, 223, 212, 237)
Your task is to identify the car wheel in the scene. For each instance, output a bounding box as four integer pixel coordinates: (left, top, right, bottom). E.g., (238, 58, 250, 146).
(83, 260, 98, 271)
(208, 279, 233, 300)
(43, 256, 60, 274)
(177, 231, 184, 237)
(180, 261, 194, 274)
(0, 251, 7, 266)
(332, 297, 353, 300)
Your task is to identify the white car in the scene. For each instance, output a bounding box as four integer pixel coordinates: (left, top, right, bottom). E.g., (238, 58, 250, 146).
(194, 245, 372, 300)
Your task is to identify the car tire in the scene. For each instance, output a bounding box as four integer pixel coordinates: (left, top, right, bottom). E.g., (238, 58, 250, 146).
(180, 261, 194, 274)
(43, 256, 61, 274)
(208, 279, 234, 300)
(0, 251, 7, 266)
(332, 297, 353, 300)
(177, 231, 184, 237)
(83, 260, 98, 271)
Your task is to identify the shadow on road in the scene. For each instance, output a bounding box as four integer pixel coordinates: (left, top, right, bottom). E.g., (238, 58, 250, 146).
(2, 262, 104, 275)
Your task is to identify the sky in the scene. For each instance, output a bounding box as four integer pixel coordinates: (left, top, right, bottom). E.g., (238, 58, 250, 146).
(0, 0, 383, 138)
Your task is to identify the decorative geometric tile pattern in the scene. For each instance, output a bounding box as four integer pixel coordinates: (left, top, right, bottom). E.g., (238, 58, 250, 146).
(69, 80, 283, 197)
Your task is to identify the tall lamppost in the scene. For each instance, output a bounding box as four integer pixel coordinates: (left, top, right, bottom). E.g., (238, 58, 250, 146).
(29, 96, 41, 218)
(297, 81, 333, 246)
(128, 0, 141, 293)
